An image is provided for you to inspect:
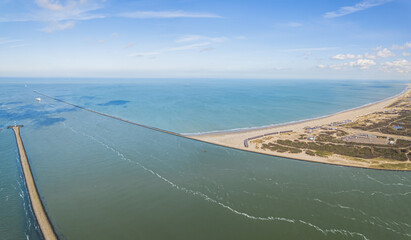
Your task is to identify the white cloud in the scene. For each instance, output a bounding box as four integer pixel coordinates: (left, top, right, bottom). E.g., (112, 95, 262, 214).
(382, 59, 411, 73)
(325, 59, 376, 70)
(125, 43, 134, 49)
(131, 35, 227, 57)
(0, 38, 23, 45)
(208, 37, 227, 43)
(0, 37, 27, 49)
(35, 0, 64, 11)
(0, 3, 222, 33)
(0, 0, 105, 32)
(376, 48, 394, 58)
(34, 0, 105, 22)
(402, 52, 411, 57)
(329, 64, 343, 70)
(324, 0, 391, 18)
(168, 42, 211, 51)
(332, 48, 394, 61)
(346, 59, 376, 69)
(364, 52, 376, 59)
(392, 42, 411, 50)
(130, 42, 211, 57)
(42, 21, 75, 32)
(5, 44, 29, 49)
(331, 53, 362, 60)
(120, 10, 221, 19)
(200, 47, 214, 52)
(175, 35, 203, 43)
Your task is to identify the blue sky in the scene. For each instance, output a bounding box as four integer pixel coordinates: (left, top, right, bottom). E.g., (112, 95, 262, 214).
(0, 0, 410, 80)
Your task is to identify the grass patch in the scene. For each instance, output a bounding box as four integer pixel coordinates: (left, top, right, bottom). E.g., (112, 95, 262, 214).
(315, 150, 332, 158)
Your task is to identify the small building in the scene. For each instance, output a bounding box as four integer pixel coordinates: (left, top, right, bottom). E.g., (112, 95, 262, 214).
(307, 136, 315, 141)
(35, 98, 41, 103)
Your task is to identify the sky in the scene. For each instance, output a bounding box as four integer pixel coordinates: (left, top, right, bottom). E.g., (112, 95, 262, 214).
(0, 0, 410, 80)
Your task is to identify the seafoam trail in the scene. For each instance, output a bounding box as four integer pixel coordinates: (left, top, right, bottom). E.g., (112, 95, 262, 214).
(61, 122, 372, 240)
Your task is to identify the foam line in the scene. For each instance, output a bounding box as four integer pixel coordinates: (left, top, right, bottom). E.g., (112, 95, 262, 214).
(62, 123, 295, 223)
(61, 122, 384, 239)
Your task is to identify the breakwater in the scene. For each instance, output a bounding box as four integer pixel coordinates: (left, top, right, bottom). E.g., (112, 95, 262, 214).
(9, 125, 58, 240)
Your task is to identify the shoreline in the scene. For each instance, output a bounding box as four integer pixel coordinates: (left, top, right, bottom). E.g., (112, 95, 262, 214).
(185, 84, 409, 136)
(191, 83, 411, 170)
(36, 85, 410, 171)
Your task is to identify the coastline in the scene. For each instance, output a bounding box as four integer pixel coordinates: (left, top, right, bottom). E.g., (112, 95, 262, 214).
(36, 84, 410, 171)
(190, 83, 411, 170)
(186, 84, 409, 136)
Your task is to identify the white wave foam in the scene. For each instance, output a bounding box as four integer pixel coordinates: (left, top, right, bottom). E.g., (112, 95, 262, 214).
(299, 220, 370, 240)
(63, 123, 295, 223)
(366, 175, 411, 188)
(312, 198, 368, 217)
(64, 123, 411, 239)
(331, 189, 366, 195)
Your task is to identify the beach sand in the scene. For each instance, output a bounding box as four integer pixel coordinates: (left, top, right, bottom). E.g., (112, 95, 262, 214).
(190, 84, 411, 169)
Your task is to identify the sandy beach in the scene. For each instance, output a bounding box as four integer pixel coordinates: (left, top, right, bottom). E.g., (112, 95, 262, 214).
(190, 84, 411, 169)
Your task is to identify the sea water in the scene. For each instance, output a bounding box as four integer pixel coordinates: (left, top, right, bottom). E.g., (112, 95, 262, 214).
(0, 79, 410, 239)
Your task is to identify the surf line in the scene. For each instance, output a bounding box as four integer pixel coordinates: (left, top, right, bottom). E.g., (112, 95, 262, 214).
(8, 124, 59, 240)
(33, 90, 410, 172)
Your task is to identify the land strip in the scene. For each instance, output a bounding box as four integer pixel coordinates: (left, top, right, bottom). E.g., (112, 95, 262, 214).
(35, 86, 410, 170)
(9, 125, 58, 240)
(192, 84, 411, 170)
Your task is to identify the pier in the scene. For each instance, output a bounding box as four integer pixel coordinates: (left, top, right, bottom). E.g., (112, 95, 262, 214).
(9, 125, 58, 240)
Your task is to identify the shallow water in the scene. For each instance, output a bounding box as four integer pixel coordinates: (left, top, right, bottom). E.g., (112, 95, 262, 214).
(0, 79, 410, 239)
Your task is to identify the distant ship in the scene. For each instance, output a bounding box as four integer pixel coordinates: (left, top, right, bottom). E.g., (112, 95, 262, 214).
(35, 98, 41, 102)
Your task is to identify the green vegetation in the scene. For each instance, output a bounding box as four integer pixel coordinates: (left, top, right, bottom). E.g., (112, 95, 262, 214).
(315, 134, 344, 143)
(306, 150, 315, 156)
(395, 139, 411, 147)
(315, 150, 332, 157)
(376, 162, 411, 170)
(346, 110, 411, 136)
(336, 130, 348, 136)
(272, 139, 409, 161)
(261, 143, 302, 154)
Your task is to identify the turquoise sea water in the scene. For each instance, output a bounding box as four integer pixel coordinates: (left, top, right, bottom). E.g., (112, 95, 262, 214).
(0, 79, 410, 239)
